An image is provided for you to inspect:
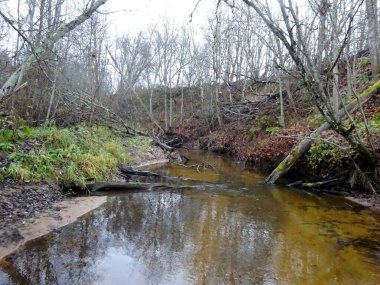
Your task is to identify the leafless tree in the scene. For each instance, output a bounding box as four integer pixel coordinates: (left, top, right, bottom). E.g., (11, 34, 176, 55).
(365, 0, 380, 78)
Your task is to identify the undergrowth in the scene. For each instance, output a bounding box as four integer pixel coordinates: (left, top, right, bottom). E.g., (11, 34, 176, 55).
(0, 117, 150, 187)
(306, 139, 345, 175)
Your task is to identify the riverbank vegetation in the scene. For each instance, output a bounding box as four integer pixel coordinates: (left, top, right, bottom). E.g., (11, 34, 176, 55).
(0, 0, 379, 194)
(0, 117, 150, 187)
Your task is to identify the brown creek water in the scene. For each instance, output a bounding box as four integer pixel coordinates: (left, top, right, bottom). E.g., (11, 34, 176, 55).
(0, 151, 379, 285)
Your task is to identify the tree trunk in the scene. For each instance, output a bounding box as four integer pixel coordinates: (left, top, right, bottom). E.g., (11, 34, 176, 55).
(278, 74, 285, 127)
(180, 83, 184, 125)
(265, 79, 380, 184)
(0, 0, 107, 98)
(45, 62, 58, 124)
(366, 0, 380, 79)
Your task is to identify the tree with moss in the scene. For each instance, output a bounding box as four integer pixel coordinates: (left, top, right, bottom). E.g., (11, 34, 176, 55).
(229, 0, 379, 190)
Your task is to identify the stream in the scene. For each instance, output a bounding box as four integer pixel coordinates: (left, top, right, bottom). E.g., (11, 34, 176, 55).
(0, 151, 379, 285)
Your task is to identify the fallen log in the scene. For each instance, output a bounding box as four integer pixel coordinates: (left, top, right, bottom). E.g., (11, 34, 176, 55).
(87, 183, 154, 192)
(118, 165, 160, 178)
(265, 79, 380, 184)
(288, 178, 342, 189)
(153, 137, 174, 152)
(166, 137, 184, 148)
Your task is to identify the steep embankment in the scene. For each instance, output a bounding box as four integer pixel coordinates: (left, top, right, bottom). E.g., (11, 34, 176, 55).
(166, 74, 380, 193)
(195, 93, 380, 178)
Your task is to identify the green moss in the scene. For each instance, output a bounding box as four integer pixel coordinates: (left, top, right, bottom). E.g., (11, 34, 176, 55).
(307, 110, 325, 127)
(368, 113, 380, 134)
(276, 160, 287, 172)
(307, 140, 344, 172)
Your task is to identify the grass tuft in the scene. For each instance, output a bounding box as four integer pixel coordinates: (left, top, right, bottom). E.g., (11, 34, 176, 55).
(0, 121, 149, 188)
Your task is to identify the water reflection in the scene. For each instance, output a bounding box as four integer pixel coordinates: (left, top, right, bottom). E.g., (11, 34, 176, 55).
(0, 151, 379, 285)
(0, 190, 280, 285)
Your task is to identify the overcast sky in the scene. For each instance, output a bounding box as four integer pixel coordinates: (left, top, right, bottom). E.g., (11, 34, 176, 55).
(105, 0, 215, 36)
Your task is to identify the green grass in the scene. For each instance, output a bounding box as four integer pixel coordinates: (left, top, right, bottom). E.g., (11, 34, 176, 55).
(0, 120, 151, 188)
(368, 113, 380, 134)
(265, 126, 281, 135)
(358, 57, 371, 68)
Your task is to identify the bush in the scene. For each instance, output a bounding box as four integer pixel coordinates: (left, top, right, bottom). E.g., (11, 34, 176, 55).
(368, 113, 380, 134)
(265, 126, 281, 135)
(358, 57, 371, 68)
(355, 113, 380, 136)
(307, 140, 344, 173)
(248, 126, 261, 139)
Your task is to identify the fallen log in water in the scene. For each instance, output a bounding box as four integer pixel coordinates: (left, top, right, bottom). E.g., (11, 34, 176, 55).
(87, 182, 156, 192)
(86, 182, 196, 193)
(287, 180, 350, 196)
(118, 165, 160, 179)
(87, 183, 152, 192)
(265, 79, 380, 184)
(288, 178, 342, 189)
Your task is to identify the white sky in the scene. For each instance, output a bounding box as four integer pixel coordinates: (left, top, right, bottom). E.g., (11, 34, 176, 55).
(105, 0, 216, 36)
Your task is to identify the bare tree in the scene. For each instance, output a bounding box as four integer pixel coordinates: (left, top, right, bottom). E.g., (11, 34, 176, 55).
(228, 0, 378, 186)
(0, 0, 108, 99)
(366, 0, 380, 78)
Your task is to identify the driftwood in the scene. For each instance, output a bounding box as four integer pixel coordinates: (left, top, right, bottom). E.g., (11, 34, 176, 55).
(87, 183, 154, 192)
(265, 79, 380, 184)
(153, 137, 174, 152)
(166, 137, 184, 148)
(287, 180, 350, 196)
(288, 178, 342, 189)
(118, 164, 193, 183)
(179, 162, 216, 172)
(118, 165, 160, 179)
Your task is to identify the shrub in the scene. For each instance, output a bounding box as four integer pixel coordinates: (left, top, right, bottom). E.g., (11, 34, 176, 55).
(307, 140, 344, 172)
(248, 126, 261, 139)
(358, 57, 371, 68)
(265, 126, 281, 135)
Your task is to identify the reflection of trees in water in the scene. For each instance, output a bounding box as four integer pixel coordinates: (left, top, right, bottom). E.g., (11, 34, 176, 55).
(0, 207, 107, 285)
(2, 154, 378, 285)
(270, 189, 380, 285)
(0, 190, 279, 285)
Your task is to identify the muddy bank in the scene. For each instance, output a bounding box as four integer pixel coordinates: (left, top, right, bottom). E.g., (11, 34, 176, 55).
(0, 196, 106, 260)
(0, 183, 64, 240)
(0, 145, 168, 258)
(346, 195, 380, 212)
